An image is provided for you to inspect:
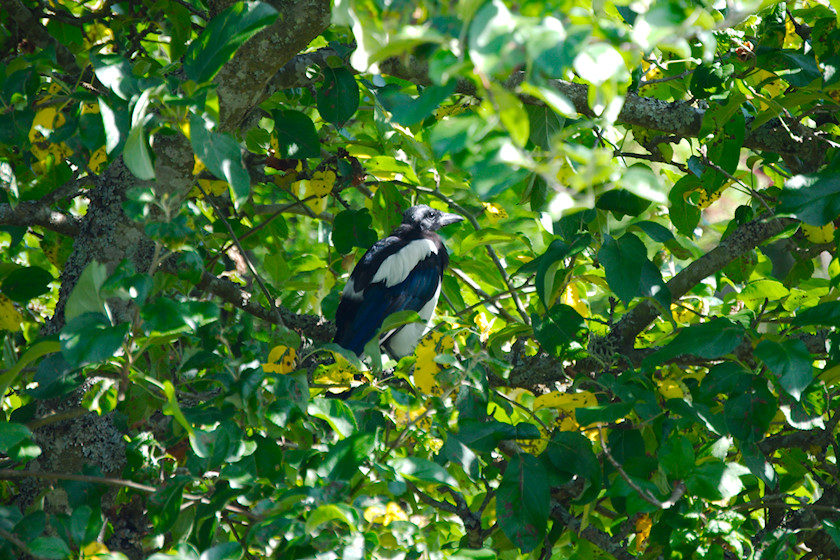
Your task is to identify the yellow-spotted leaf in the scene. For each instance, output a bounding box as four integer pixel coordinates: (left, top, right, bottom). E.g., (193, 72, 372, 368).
(0, 295, 23, 331)
(635, 514, 652, 552)
(655, 378, 686, 399)
(533, 390, 597, 411)
(482, 202, 508, 224)
(263, 345, 297, 374)
(414, 332, 455, 397)
(89, 145, 108, 173)
(802, 224, 835, 244)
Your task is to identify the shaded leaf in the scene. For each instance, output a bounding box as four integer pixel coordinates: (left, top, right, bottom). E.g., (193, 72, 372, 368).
(497, 453, 549, 553)
(184, 1, 279, 82)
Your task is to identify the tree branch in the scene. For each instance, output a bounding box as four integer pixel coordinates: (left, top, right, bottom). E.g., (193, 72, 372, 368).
(0, 201, 81, 236)
(214, 0, 332, 131)
(379, 56, 830, 173)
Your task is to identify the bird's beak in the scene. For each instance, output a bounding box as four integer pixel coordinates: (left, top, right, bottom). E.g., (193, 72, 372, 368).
(438, 211, 465, 228)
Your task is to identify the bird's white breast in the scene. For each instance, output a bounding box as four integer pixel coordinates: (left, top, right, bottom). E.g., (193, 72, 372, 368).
(372, 238, 438, 287)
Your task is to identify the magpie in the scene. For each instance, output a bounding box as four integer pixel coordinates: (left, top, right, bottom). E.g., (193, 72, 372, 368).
(334, 204, 464, 358)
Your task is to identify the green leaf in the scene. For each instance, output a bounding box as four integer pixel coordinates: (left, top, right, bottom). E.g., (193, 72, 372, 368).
(642, 318, 745, 370)
(468, 0, 521, 77)
(575, 402, 634, 427)
(458, 419, 521, 452)
(184, 1, 279, 83)
(141, 298, 219, 336)
(60, 313, 129, 367)
(779, 172, 840, 226)
(305, 505, 355, 533)
(690, 62, 734, 99)
(123, 120, 155, 180)
(389, 456, 459, 489)
(596, 189, 652, 218)
(659, 435, 695, 479)
(685, 461, 749, 501)
(794, 301, 840, 326)
(598, 233, 646, 304)
(543, 432, 601, 494)
(272, 109, 320, 159)
(741, 442, 777, 488)
(28, 537, 71, 560)
(317, 67, 360, 125)
(190, 113, 251, 208)
(308, 398, 358, 439)
(525, 104, 565, 149)
(755, 339, 814, 401)
(531, 304, 586, 357)
(460, 228, 528, 254)
(199, 542, 243, 560)
(29, 353, 80, 399)
(724, 381, 777, 441)
(148, 477, 189, 536)
(668, 174, 702, 236)
(496, 453, 549, 553)
(70, 505, 102, 547)
(0, 422, 33, 453)
(64, 261, 108, 321)
(318, 433, 376, 482)
(377, 81, 456, 126)
(761, 50, 821, 87)
(534, 239, 570, 307)
(0, 266, 53, 302)
(332, 208, 377, 254)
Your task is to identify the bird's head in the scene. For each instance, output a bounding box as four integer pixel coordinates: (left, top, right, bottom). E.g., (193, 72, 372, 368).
(402, 205, 464, 232)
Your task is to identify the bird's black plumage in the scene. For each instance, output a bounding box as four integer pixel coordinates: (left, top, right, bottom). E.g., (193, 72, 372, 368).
(333, 205, 463, 357)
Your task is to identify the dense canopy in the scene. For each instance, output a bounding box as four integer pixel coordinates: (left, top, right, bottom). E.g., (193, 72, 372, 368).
(1, 0, 840, 558)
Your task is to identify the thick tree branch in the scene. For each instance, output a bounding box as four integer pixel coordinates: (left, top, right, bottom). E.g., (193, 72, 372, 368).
(379, 56, 830, 173)
(214, 0, 331, 131)
(180, 265, 334, 342)
(509, 217, 795, 386)
(0, 201, 81, 236)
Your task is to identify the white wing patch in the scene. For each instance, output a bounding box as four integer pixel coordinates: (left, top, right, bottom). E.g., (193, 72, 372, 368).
(372, 239, 438, 287)
(384, 283, 441, 357)
(342, 277, 363, 300)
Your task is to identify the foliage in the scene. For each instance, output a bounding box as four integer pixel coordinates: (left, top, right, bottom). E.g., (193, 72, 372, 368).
(1, 0, 840, 558)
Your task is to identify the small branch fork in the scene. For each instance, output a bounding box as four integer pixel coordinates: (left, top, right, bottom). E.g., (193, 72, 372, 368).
(598, 425, 686, 510)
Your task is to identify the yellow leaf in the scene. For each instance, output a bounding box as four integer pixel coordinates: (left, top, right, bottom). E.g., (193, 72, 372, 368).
(89, 146, 107, 173)
(80, 102, 100, 115)
(414, 332, 455, 397)
(533, 390, 597, 411)
(364, 502, 408, 526)
(655, 378, 685, 399)
(82, 541, 110, 556)
(635, 513, 652, 552)
(482, 202, 508, 224)
(29, 107, 66, 143)
(560, 283, 588, 318)
(0, 295, 23, 332)
(263, 345, 297, 374)
(802, 224, 835, 244)
(364, 505, 386, 523)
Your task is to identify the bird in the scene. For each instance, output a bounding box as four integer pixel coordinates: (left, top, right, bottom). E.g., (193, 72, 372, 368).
(333, 204, 464, 358)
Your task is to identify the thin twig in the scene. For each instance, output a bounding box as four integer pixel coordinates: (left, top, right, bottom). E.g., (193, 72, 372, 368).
(0, 469, 257, 519)
(195, 183, 285, 327)
(598, 425, 685, 509)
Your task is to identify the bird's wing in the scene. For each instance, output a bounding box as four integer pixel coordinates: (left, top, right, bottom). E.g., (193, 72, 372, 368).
(333, 255, 442, 355)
